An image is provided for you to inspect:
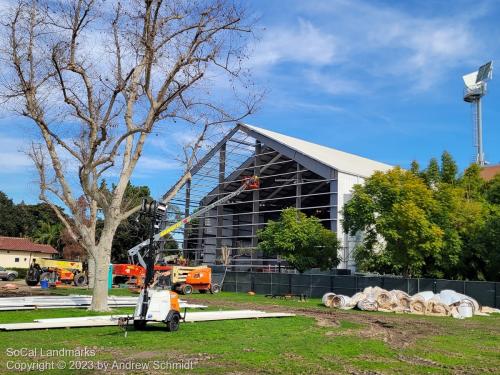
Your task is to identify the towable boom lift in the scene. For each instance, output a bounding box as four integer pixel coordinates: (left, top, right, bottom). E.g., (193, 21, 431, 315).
(129, 175, 259, 331)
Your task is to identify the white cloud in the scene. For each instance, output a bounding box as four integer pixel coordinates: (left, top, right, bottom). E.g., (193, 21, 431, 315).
(306, 70, 368, 96)
(0, 137, 32, 172)
(249, 19, 337, 67)
(135, 156, 180, 172)
(253, 0, 491, 95)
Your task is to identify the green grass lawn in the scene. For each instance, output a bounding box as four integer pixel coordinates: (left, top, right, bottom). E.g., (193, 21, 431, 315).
(0, 292, 498, 374)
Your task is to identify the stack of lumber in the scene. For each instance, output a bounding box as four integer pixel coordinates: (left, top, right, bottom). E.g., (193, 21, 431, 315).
(322, 287, 500, 319)
(0, 295, 138, 310)
(0, 295, 206, 311)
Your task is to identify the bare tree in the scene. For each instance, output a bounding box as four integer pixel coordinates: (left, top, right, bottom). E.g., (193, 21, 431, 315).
(1, 0, 258, 311)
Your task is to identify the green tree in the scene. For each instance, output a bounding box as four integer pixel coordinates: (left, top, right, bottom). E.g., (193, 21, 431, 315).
(475, 207, 500, 281)
(381, 201, 443, 277)
(440, 151, 458, 184)
(0, 191, 18, 236)
(424, 158, 441, 187)
(410, 160, 420, 176)
(258, 208, 340, 273)
(343, 167, 444, 277)
(32, 221, 62, 250)
(459, 164, 485, 201)
(428, 184, 487, 279)
(15, 202, 64, 239)
(485, 174, 500, 205)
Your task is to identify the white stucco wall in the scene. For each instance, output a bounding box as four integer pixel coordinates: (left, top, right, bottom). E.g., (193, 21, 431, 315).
(0, 250, 52, 269)
(336, 172, 365, 270)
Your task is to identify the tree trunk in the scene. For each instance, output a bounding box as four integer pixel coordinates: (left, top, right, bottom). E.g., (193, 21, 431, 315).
(87, 256, 96, 289)
(89, 251, 111, 311)
(89, 230, 114, 311)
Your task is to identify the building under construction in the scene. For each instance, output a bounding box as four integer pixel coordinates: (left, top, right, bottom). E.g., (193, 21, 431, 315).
(161, 123, 392, 270)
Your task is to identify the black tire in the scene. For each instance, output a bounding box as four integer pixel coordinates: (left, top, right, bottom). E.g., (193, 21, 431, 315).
(73, 272, 88, 287)
(25, 267, 40, 286)
(113, 276, 127, 285)
(7, 274, 15, 281)
(133, 320, 147, 330)
(166, 314, 180, 332)
(210, 283, 221, 294)
(181, 284, 193, 295)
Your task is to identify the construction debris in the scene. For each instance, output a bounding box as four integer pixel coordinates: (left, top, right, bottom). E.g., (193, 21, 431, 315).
(323, 287, 500, 319)
(0, 295, 206, 311)
(0, 310, 295, 331)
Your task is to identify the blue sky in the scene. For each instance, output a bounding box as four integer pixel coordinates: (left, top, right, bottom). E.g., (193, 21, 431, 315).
(1, 0, 500, 203)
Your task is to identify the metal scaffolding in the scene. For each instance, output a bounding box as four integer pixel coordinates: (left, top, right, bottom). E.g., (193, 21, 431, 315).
(160, 123, 341, 267)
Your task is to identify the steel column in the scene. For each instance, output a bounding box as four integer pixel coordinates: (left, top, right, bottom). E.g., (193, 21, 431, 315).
(216, 144, 226, 257)
(183, 178, 191, 257)
(251, 141, 261, 253)
(296, 163, 302, 209)
(329, 173, 338, 232)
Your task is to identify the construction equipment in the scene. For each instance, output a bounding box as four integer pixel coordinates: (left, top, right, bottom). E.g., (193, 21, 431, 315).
(170, 266, 220, 295)
(25, 258, 87, 287)
(128, 175, 260, 263)
(129, 176, 259, 331)
(112, 263, 172, 286)
(131, 200, 182, 331)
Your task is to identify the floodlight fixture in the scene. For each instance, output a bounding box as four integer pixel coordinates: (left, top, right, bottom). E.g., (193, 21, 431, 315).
(462, 61, 493, 166)
(476, 61, 493, 83)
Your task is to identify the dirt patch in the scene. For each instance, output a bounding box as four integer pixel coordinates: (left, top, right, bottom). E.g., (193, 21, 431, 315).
(0, 280, 52, 297)
(315, 316, 341, 328)
(397, 354, 445, 368)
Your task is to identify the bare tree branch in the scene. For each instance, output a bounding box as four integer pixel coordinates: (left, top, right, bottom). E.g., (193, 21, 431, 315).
(1, 0, 259, 311)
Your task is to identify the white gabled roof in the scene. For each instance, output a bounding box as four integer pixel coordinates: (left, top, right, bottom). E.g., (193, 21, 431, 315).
(240, 123, 393, 178)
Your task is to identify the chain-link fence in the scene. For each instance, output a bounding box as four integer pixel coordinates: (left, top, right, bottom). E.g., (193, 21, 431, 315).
(220, 272, 500, 308)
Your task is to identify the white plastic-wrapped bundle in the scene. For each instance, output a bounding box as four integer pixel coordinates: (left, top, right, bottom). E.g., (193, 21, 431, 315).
(438, 290, 480, 313)
(331, 295, 353, 310)
(390, 290, 411, 311)
(322, 286, 498, 319)
(357, 297, 378, 311)
(350, 292, 367, 305)
(375, 289, 398, 311)
(409, 295, 427, 314)
(425, 297, 451, 317)
(322, 292, 336, 307)
(413, 291, 435, 301)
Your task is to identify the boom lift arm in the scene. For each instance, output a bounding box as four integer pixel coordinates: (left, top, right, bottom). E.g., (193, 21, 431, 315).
(127, 175, 260, 266)
(128, 176, 259, 331)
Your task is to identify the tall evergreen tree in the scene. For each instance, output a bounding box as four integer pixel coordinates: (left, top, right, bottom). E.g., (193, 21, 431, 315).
(410, 160, 420, 176)
(440, 151, 458, 184)
(424, 158, 441, 187)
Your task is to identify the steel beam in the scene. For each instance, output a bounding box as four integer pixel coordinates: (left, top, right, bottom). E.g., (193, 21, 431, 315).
(162, 125, 240, 201)
(329, 171, 338, 232)
(216, 144, 226, 256)
(296, 163, 302, 209)
(251, 141, 261, 252)
(183, 178, 191, 257)
(238, 123, 334, 179)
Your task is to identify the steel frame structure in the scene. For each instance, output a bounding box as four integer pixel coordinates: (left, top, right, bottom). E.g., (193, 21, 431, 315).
(158, 123, 392, 269)
(157, 123, 343, 267)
